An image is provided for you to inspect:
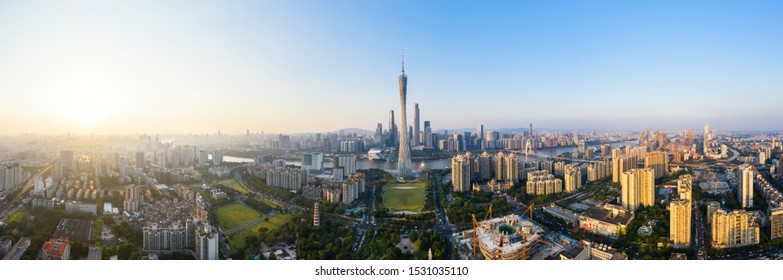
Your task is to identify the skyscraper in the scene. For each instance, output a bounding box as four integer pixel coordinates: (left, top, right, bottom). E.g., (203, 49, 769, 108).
(423, 121, 432, 148)
(413, 103, 420, 146)
(61, 151, 74, 172)
(397, 54, 411, 177)
(136, 152, 145, 170)
(388, 110, 396, 147)
(670, 199, 692, 247)
(703, 123, 711, 156)
(687, 129, 695, 145)
(374, 123, 383, 145)
(738, 164, 754, 208)
(529, 123, 533, 137)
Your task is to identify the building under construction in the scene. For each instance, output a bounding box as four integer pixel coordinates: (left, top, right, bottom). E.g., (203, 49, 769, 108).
(472, 214, 544, 260)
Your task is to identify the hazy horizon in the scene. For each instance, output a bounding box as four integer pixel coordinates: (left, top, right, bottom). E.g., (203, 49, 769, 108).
(2, 1, 782, 135)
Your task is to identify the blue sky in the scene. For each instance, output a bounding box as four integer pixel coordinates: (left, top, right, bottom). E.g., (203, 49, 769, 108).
(0, 0, 781, 134)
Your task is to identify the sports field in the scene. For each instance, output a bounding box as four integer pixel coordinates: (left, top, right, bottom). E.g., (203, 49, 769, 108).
(226, 214, 293, 252)
(214, 203, 264, 230)
(382, 181, 427, 213)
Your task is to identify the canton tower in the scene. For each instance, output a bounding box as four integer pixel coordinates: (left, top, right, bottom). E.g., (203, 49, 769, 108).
(397, 53, 411, 177)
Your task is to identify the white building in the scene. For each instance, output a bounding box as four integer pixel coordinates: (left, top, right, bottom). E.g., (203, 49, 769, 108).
(212, 150, 224, 165)
(196, 224, 219, 260)
(337, 155, 356, 177)
(738, 164, 754, 209)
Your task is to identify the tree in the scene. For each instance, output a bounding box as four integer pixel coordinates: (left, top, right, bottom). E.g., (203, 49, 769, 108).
(409, 230, 419, 242)
(268, 252, 277, 260)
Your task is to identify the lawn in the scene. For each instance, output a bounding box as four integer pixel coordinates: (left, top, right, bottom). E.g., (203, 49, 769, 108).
(7, 211, 30, 224)
(218, 179, 252, 195)
(214, 203, 264, 230)
(226, 214, 293, 252)
(382, 181, 428, 213)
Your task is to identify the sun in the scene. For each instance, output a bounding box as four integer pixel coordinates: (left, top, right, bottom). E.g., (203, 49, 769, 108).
(53, 72, 117, 127)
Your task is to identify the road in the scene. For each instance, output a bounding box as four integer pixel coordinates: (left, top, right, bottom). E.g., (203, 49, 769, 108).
(430, 174, 455, 259)
(709, 246, 783, 260)
(692, 204, 705, 255)
(0, 164, 52, 219)
(352, 178, 382, 251)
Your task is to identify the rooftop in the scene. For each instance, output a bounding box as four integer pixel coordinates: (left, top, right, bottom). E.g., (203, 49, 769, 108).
(52, 218, 93, 242)
(580, 205, 634, 226)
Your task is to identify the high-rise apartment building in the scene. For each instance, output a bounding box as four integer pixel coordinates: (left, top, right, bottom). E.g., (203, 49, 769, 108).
(706, 201, 721, 227)
(612, 150, 640, 183)
(493, 152, 519, 185)
(669, 199, 691, 247)
(477, 151, 493, 181)
(770, 208, 783, 240)
(212, 150, 223, 166)
(61, 151, 75, 172)
(451, 153, 472, 192)
(738, 164, 754, 208)
(677, 174, 692, 201)
(711, 209, 760, 248)
(564, 165, 582, 193)
(644, 151, 668, 179)
(621, 168, 655, 211)
(337, 155, 356, 177)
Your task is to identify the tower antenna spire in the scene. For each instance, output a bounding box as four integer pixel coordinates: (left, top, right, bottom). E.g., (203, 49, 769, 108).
(401, 49, 405, 73)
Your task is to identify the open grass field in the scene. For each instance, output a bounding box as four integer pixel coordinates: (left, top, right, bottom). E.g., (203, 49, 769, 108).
(7, 211, 29, 224)
(214, 203, 264, 230)
(218, 179, 252, 195)
(226, 214, 293, 252)
(382, 181, 428, 213)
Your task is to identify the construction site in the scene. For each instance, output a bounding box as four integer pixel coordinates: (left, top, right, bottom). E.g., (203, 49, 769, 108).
(458, 205, 555, 260)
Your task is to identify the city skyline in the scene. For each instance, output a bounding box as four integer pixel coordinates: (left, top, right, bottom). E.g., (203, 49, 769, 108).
(2, 1, 783, 135)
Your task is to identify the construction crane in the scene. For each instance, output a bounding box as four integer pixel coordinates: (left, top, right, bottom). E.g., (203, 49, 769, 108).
(516, 203, 553, 260)
(484, 204, 493, 221)
(520, 203, 534, 223)
(471, 214, 478, 257)
(519, 232, 553, 260)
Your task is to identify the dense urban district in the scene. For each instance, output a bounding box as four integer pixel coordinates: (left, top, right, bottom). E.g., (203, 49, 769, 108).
(1, 123, 781, 260)
(1, 64, 782, 260)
